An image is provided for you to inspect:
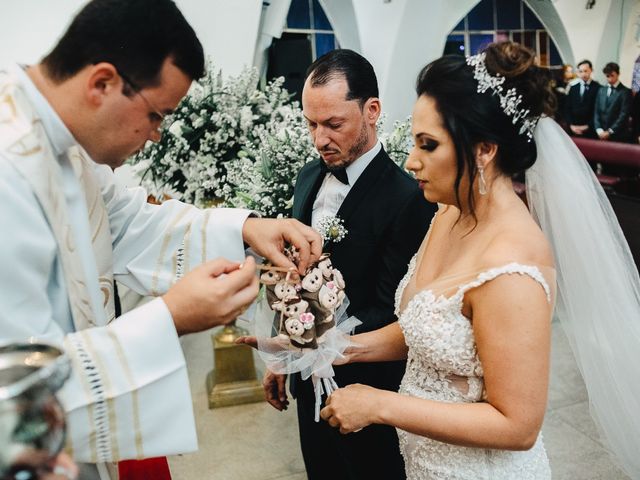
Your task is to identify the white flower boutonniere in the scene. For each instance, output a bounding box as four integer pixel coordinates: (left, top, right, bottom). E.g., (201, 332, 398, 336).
(317, 216, 348, 244)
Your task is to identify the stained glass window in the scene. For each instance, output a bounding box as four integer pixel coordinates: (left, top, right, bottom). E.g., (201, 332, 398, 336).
(448, 0, 564, 68)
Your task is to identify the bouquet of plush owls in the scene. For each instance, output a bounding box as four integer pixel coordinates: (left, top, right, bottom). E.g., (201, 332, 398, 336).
(253, 252, 360, 421)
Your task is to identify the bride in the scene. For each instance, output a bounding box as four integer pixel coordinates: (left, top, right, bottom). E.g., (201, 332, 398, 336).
(320, 42, 640, 479)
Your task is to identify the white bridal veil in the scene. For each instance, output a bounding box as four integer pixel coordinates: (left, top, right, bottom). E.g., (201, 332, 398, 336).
(527, 117, 640, 478)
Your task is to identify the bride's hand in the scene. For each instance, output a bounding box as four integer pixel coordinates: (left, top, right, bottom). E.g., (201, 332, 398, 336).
(332, 333, 369, 366)
(235, 335, 258, 349)
(332, 342, 364, 366)
(235, 335, 291, 353)
(320, 384, 385, 434)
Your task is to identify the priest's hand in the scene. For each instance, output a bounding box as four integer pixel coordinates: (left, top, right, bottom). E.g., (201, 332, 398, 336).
(242, 218, 322, 274)
(320, 384, 386, 434)
(163, 256, 259, 335)
(9, 452, 78, 480)
(44, 453, 78, 479)
(262, 370, 289, 411)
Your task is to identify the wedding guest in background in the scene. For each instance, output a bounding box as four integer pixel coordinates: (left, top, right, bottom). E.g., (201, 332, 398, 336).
(631, 91, 640, 144)
(594, 62, 632, 142)
(565, 59, 600, 138)
(553, 63, 576, 122)
(0, 0, 321, 478)
(555, 64, 576, 96)
(257, 49, 436, 480)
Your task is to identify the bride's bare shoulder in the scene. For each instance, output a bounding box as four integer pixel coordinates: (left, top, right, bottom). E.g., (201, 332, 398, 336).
(482, 214, 554, 269)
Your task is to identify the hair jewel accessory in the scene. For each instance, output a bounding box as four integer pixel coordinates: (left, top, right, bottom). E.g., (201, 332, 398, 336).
(466, 52, 539, 141)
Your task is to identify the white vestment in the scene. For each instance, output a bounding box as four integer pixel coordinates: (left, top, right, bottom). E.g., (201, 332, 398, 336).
(0, 65, 251, 478)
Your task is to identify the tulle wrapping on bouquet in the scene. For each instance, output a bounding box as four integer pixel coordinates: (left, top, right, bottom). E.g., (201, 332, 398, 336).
(253, 291, 361, 421)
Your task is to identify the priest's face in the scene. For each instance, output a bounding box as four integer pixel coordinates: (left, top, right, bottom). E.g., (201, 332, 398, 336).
(302, 76, 379, 169)
(88, 58, 191, 169)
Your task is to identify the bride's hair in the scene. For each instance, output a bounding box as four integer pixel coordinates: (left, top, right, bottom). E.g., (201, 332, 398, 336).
(416, 42, 555, 216)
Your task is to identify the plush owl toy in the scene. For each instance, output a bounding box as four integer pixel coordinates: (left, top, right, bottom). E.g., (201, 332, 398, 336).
(261, 252, 346, 349)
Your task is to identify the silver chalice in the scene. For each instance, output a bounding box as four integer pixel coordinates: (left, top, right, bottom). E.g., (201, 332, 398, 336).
(0, 342, 71, 479)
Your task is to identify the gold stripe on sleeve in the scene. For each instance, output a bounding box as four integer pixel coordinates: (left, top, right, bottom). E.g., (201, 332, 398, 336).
(151, 206, 190, 296)
(107, 329, 144, 459)
(79, 330, 120, 462)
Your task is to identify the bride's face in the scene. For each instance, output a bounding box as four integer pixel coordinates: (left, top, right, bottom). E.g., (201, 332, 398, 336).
(406, 95, 465, 206)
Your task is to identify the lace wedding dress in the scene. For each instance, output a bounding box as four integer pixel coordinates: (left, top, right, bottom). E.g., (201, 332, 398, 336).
(394, 254, 554, 480)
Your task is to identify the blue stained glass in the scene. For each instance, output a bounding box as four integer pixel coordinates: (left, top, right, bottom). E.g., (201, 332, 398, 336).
(467, 0, 494, 30)
(549, 39, 562, 66)
(315, 33, 336, 59)
(496, 0, 520, 30)
(523, 4, 544, 29)
(470, 33, 494, 55)
(453, 17, 465, 31)
(312, 0, 332, 30)
(287, 0, 310, 29)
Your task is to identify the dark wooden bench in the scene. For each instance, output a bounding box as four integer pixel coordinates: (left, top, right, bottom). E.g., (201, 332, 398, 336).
(572, 137, 640, 267)
(512, 138, 640, 268)
(571, 137, 640, 196)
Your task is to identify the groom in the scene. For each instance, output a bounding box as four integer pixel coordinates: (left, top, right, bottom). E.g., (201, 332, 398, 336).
(262, 49, 436, 479)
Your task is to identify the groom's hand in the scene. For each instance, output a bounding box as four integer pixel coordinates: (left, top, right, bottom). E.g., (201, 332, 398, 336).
(242, 218, 322, 274)
(263, 370, 289, 411)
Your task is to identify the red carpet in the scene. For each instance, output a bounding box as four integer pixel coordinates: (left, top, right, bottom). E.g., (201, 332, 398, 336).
(119, 457, 171, 480)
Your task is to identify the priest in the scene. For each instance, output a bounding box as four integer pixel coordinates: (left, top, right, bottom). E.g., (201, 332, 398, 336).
(0, 0, 320, 478)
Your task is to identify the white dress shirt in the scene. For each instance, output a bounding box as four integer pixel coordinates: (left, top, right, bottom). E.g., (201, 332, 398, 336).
(580, 80, 592, 97)
(311, 140, 381, 231)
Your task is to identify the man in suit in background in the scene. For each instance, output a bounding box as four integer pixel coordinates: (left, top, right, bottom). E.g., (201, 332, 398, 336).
(262, 49, 436, 479)
(565, 59, 600, 138)
(594, 62, 632, 142)
(631, 90, 640, 144)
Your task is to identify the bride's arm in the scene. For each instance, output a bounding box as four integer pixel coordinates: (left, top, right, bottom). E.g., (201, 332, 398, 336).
(339, 321, 409, 363)
(322, 273, 552, 451)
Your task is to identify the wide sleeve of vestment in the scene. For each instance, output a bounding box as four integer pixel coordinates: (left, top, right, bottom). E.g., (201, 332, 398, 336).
(60, 298, 197, 462)
(95, 163, 252, 296)
(0, 161, 198, 462)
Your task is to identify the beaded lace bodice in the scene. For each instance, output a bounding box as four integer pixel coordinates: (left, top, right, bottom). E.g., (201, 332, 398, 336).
(393, 253, 553, 480)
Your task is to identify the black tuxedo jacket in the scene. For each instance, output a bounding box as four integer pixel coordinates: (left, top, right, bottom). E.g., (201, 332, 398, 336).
(565, 80, 600, 127)
(292, 147, 436, 392)
(594, 83, 632, 139)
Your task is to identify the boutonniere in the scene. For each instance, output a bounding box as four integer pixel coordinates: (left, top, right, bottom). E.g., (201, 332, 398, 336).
(317, 215, 348, 244)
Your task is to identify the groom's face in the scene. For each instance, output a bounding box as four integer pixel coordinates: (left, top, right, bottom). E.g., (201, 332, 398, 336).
(302, 76, 376, 169)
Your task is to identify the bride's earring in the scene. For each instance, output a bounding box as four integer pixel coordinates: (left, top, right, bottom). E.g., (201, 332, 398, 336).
(477, 165, 488, 195)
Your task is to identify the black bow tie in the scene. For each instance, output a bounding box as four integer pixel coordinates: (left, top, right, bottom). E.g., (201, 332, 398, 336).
(320, 161, 349, 185)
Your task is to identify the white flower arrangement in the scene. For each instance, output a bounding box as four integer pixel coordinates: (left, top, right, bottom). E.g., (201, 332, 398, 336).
(132, 64, 315, 217)
(132, 63, 414, 217)
(316, 216, 348, 244)
(379, 115, 413, 169)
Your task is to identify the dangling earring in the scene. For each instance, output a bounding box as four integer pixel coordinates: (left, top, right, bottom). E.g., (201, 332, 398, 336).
(478, 165, 488, 195)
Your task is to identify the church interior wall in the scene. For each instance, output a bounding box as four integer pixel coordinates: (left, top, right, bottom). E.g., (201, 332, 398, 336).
(0, 0, 263, 78)
(2, 0, 638, 126)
